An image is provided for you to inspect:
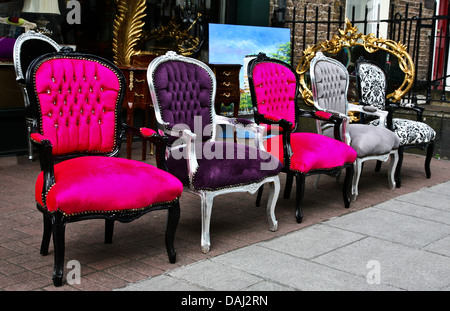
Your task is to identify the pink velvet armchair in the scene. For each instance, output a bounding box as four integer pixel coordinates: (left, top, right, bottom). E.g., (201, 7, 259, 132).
(247, 53, 357, 223)
(23, 48, 183, 286)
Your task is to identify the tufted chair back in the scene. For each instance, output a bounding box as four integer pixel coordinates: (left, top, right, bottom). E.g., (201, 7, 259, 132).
(310, 52, 349, 116)
(248, 54, 297, 130)
(26, 52, 124, 157)
(150, 57, 215, 143)
(355, 58, 387, 110)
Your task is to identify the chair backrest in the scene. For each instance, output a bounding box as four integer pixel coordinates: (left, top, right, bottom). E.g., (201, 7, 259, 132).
(355, 57, 387, 110)
(247, 53, 298, 131)
(26, 51, 125, 157)
(310, 52, 349, 116)
(147, 51, 217, 143)
(14, 31, 61, 86)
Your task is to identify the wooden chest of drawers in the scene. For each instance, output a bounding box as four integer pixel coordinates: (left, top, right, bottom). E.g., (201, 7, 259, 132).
(208, 63, 242, 117)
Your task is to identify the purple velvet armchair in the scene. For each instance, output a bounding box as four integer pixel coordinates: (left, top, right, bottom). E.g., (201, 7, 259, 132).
(147, 51, 282, 253)
(24, 49, 183, 286)
(247, 53, 357, 223)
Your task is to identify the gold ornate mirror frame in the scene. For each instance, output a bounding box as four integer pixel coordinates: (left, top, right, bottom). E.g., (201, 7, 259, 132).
(296, 19, 415, 106)
(112, 0, 147, 66)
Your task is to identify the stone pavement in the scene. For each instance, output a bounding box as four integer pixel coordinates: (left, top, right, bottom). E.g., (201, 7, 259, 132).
(1, 148, 449, 292)
(118, 181, 450, 292)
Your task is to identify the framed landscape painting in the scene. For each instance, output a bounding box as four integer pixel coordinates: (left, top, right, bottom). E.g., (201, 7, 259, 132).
(209, 23, 291, 115)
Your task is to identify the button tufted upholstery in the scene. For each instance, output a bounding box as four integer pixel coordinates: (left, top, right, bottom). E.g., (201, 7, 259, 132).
(152, 60, 214, 142)
(311, 52, 400, 200)
(355, 57, 436, 186)
(247, 53, 357, 223)
(148, 51, 282, 253)
(312, 59, 348, 116)
(33, 57, 121, 155)
(25, 51, 183, 286)
(251, 62, 297, 131)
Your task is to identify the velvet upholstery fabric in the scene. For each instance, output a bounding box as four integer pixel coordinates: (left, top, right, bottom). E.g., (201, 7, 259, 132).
(152, 60, 214, 142)
(251, 62, 296, 131)
(323, 124, 400, 157)
(166, 141, 282, 190)
(312, 59, 348, 115)
(33, 58, 121, 155)
(35, 156, 183, 216)
(0, 37, 15, 61)
(265, 133, 357, 173)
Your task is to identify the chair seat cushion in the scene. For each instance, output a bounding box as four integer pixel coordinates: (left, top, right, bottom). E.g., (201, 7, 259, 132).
(370, 118, 436, 145)
(264, 132, 357, 173)
(324, 124, 400, 158)
(166, 141, 282, 191)
(35, 156, 183, 216)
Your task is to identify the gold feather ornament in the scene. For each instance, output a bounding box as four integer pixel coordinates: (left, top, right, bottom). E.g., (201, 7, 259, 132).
(113, 0, 147, 66)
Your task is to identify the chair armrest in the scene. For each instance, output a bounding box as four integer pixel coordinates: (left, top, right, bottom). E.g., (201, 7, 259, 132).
(254, 111, 293, 133)
(348, 103, 388, 126)
(299, 109, 346, 142)
(386, 100, 425, 122)
(30, 133, 55, 205)
(177, 129, 198, 187)
(215, 115, 265, 150)
(122, 123, 169, 171)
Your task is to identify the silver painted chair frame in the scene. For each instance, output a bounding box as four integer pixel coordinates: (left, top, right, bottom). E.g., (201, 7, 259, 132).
(310, 52, 398, 200)
(13, 31, 61, 161)
(147, 51, 280, 253)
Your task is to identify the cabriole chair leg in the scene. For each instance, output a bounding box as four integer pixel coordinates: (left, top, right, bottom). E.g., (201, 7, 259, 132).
(295, 174, 305, 223)
(40, 213, 52, 256)
(52, 213, 66, 287)
(165, 201, 180, 263)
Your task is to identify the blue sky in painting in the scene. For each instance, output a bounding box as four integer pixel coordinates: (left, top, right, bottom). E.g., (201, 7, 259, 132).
(209, 23, 290, 88)
(209, 23, 290, 65)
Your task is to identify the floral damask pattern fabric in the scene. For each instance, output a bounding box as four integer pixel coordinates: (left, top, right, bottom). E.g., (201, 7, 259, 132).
(370, 118, 436, 145)
(358, 63, 386, 109)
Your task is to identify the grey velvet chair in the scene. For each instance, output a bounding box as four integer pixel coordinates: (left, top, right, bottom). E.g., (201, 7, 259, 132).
(147, 51, 282, 253)
(310, 52, 400, 200)
(13, 31, 61, 161)
(355, 57, 436, 187)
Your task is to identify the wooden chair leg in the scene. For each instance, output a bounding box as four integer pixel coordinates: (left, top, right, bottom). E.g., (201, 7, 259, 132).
(343, 165, 354, 208)
(256, 185, 264, 207)
(375, 160, 382, 172)
(284, 172, 294, 199)
(165, 201, 180, 263)
(105, 219, 114, 244)
(40, 213, 52, 255)
(425, 141, 434, 179)
(295, 174, 305, 223)
(395, 147, 404, 188)
(52, 212, 66, 287)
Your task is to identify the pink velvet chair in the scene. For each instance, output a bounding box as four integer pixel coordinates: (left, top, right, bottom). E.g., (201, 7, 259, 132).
(25, 50, 183, 286)
(247, 53, 357, 223)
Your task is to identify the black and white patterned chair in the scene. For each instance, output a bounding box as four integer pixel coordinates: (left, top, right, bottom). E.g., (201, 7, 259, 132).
(356, 57, 436, 187)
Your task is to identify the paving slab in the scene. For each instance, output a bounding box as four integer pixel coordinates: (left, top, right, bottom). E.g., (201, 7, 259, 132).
(312, 237, 450, 291)
(323, 207, 450, 248)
